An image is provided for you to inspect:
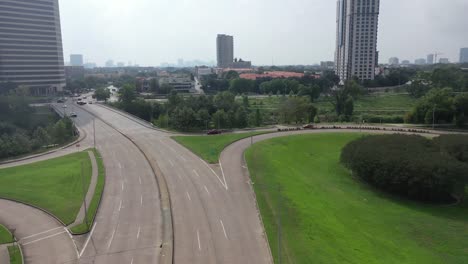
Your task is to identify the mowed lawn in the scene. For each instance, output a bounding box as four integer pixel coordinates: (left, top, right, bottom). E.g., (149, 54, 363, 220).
(173, 132, 268, 163)
(0, 152, 92, 225)
(245, 133, 468, 264)
(0, 224, 13, 244)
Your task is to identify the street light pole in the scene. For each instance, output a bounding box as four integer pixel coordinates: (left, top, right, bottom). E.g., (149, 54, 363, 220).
(93, 118, 96, 149)
(432, 105, 436, 130)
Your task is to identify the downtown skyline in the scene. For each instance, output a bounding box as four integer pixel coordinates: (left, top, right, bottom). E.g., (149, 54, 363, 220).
(59, 0, 468, 67)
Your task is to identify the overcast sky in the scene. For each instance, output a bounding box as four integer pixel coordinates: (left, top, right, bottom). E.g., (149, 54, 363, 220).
(59, 0, 468, 66)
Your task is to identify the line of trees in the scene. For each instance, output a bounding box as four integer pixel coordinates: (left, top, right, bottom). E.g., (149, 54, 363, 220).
(0, 96, 76, 159)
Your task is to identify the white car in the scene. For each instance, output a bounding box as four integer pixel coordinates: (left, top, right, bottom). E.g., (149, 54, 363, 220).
(70, 112, 77, 118)
(62, 105, 67, 108)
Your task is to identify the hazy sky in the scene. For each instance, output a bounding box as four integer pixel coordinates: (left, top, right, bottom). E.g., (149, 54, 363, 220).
(59, 0, 468, 66)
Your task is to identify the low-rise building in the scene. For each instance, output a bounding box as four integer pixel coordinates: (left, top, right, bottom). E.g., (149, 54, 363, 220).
(159, 74, 195, 93)
(439, 58, 450, 64)
(65, 66, 85, 80)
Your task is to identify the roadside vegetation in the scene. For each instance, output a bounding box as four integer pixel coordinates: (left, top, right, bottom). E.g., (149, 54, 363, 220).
(0, 96, 77, 160)
(246, 133, 468, 264)
(7, 245, 22, 264)
(173, 132, 268, 163)
(0, 224, 13, 244)
(0, 151, 93, 225)
(71, 149, 106, 234)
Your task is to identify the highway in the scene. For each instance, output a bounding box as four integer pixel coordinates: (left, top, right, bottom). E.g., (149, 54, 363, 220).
(84, 104, 272, 264)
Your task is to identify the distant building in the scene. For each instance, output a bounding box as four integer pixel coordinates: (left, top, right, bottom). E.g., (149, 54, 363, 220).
(439, 58, 450, 64)
(427, 54, 434, 65)
(196, 67, 214, 77)
(117, 62, 125, 67)
(0, 0, 65, 95)
(216, 34, 234, 68)
(70, 54, 84, 66)
(230, 59, 252, 69)
(320, 61, 335, 69)
(105, 60, 115, 68)
(159, 74, 195, 93)
(401, 60, 410, 65)
(388, 57, 399, 65)
(65, 66, 85, 80)
(460, 48, 468, 63)
(83, 63, 97, 69)
(240, 71, 307, 80)
(335, 0, 381, 82)
(415, 58, 426, 65)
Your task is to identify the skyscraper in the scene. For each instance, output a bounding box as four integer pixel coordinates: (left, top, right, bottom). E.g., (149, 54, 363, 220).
(427, 54, 434, 65)
(335, 0, 381, 82)
(0, 0, 66, 94)
(216, 34, 234, 68)
(460, 48, 468, 63)
(70, 54, 83, 66)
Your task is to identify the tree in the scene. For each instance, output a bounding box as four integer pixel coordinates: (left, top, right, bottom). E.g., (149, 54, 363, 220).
(298, 84, 321, 102)
(229, 78, 255, 94)
(119, 84, 137, 105)
(14, 85, 30, 97)
(224, 70, 240, 80)
(278, 97, 312, 124)
(407, 80, 431, 98)
(331, 80, 363, 116)
(344, 96, 354, 118)
(235, 107, 248, 128)
(212, 110, 227, 129)
(453, 93, 468, 127)
(171, 107, 197, 131)
(409, 88, 454, 124)
(94, 87, 111, 102)
(214, 91, 236, 112)
(150, 78, 160, 93)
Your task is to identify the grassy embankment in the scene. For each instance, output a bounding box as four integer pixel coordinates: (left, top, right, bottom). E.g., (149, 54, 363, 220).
(0, 151, 94, 226)
(245, 133, 468, 264)
(173, 131, 268, 163)
(70, 149, 106, 234)
(248, 93, 417, 122)
(0, 224, 13, 244)
(8, 245, 22, 264)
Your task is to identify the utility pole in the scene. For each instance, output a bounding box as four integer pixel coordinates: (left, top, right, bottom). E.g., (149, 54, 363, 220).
(432, 105, 436, 130)
(81, 162, 89, 228)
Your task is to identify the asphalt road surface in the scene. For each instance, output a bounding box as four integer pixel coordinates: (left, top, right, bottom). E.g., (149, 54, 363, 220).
(84, 104, 272, 264)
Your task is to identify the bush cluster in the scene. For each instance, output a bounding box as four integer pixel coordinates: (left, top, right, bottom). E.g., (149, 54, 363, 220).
(341, 134, 468, 203)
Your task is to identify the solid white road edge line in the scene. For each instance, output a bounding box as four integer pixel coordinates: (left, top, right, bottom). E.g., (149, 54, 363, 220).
(107, 228, 116, 249)
(220, 220, 228, 239)
(64, 227, 79, 259)
(186, 192, 192, 201)
(20, 226, 62, 240)
(79, 223, 97, 257)
(137, 227, 141, 239)
(199, 158, 228, 190)
(204, 186, 210, 195)
(197, 230, 201, 251)
(22, 231, 67, 246)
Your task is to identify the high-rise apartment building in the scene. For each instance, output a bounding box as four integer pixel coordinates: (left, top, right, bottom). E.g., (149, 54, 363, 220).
(460, 48, 468, 63)
(216, 34, 234, 68)
(335, 0, 380, 82)
(0, 0, 66, 94)
(70, 54, 83, 66)
(427, 54, 434, 65)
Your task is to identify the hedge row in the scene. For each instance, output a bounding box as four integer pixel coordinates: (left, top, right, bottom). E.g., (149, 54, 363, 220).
(341, 134, 468, 203)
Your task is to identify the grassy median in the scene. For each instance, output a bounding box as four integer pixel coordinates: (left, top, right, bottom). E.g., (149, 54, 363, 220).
(0, 151, 92, 225)
(70, 149, 106, 234)
(246, 133, 468, 264)
(173, 131, 268, 163)
(8, 245, 22, 264)
(0, 224, 13, 244)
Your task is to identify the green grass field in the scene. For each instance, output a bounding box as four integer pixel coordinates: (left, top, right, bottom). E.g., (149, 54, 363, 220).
(71, 149, 106, 234)
(8, 245, 22, 264)
(0, 151, 92, 225)
(173, 132, 268, 163)
(245, 133, 468, 264)
(0, 224, 13, 244)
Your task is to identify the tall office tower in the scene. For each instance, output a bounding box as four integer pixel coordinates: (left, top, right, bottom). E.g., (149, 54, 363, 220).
(427, 54, 434, 64)
(388, 57, 399, 65)
(460, 48, 468, 63)
(0, 0, 66, 95)
(70, 54, 83, 66)
(335, 0, 380, 82)
(216, 34, 234, 68)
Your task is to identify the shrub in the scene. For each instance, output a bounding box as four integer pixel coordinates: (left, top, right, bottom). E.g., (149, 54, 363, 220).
(341, 134, 468, 202)
(434, 134, 468, 163)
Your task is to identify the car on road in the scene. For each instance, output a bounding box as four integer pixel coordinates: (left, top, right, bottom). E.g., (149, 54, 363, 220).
(57, 99, 65, 103)
(207, 129, 222, 135)
(303, 124, 316, 129)
(69, 112, 77, 118)
(77, 101, 87, 105)
(62, 104, 67, 108)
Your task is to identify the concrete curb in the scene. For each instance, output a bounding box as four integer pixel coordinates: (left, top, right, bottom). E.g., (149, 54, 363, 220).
(77, 104, 175, 264)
